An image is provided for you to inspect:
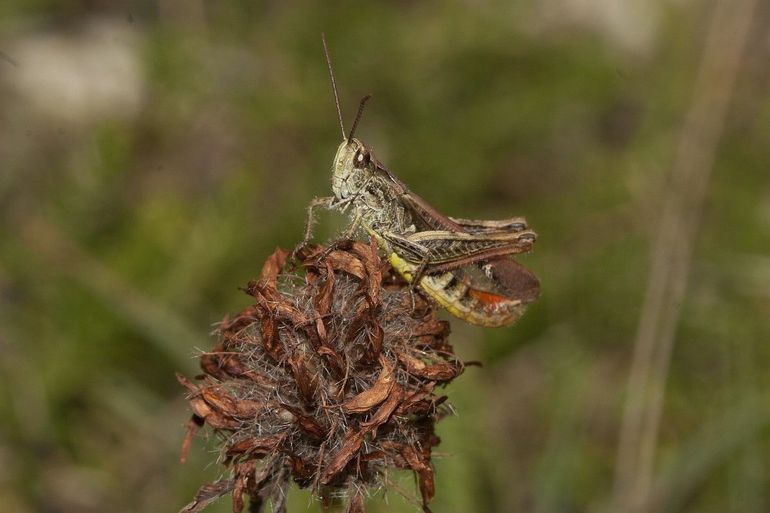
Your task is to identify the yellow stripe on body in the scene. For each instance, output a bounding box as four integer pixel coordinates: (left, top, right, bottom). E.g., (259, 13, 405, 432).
(364, 225, 523, 327)
(388, 252, 521, 328)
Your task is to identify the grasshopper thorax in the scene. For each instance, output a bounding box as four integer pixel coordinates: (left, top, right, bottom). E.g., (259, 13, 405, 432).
(331, 138, 375, 202)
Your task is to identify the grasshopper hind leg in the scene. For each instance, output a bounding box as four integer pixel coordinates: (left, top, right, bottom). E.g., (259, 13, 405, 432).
(408, 255, 431, 314)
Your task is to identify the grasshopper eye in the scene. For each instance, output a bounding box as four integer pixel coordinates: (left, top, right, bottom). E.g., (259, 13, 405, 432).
(353, 149, 370, 168)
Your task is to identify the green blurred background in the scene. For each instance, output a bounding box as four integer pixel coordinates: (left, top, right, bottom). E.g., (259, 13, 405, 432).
(1, 1, 769, 512)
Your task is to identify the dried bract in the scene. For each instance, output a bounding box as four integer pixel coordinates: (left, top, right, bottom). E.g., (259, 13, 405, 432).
(179, 240, 464, 513)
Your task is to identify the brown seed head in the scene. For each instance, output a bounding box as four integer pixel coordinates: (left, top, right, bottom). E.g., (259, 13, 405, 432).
(179, 239, 464, 513)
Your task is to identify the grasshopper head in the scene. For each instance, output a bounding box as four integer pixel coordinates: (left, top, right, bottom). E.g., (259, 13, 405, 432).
(331, 138, 374, 201)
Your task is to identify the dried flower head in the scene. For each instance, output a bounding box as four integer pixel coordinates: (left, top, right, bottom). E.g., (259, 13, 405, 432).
(178, 239, 465, 513)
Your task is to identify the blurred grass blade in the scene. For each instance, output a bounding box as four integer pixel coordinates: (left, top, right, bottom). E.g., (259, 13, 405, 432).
(612, 0, 759, 510)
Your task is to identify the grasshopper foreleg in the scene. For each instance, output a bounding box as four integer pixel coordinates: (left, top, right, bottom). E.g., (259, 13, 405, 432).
(314, 211, 363, 261)
(294, 195, 366, 262)
(340, 211, 362, 239)
(293, 196, 335, 260)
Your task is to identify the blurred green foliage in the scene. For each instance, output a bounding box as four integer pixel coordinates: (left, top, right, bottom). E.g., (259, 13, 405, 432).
(0, 1, 769, 512)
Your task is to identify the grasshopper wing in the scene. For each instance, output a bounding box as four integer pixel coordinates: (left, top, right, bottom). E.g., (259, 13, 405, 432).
(448, 216, 528, 233)
(383, 229, 536, 271)
(375, 160, 531, 234)
(481, 256, 540, 303)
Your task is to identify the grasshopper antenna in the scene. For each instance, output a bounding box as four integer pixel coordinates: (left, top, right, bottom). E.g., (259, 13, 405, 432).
(348, 94, 372, 142)
(321, 33, 346, 141)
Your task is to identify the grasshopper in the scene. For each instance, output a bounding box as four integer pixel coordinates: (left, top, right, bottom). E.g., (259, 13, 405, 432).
(297, 36, 539, 327)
